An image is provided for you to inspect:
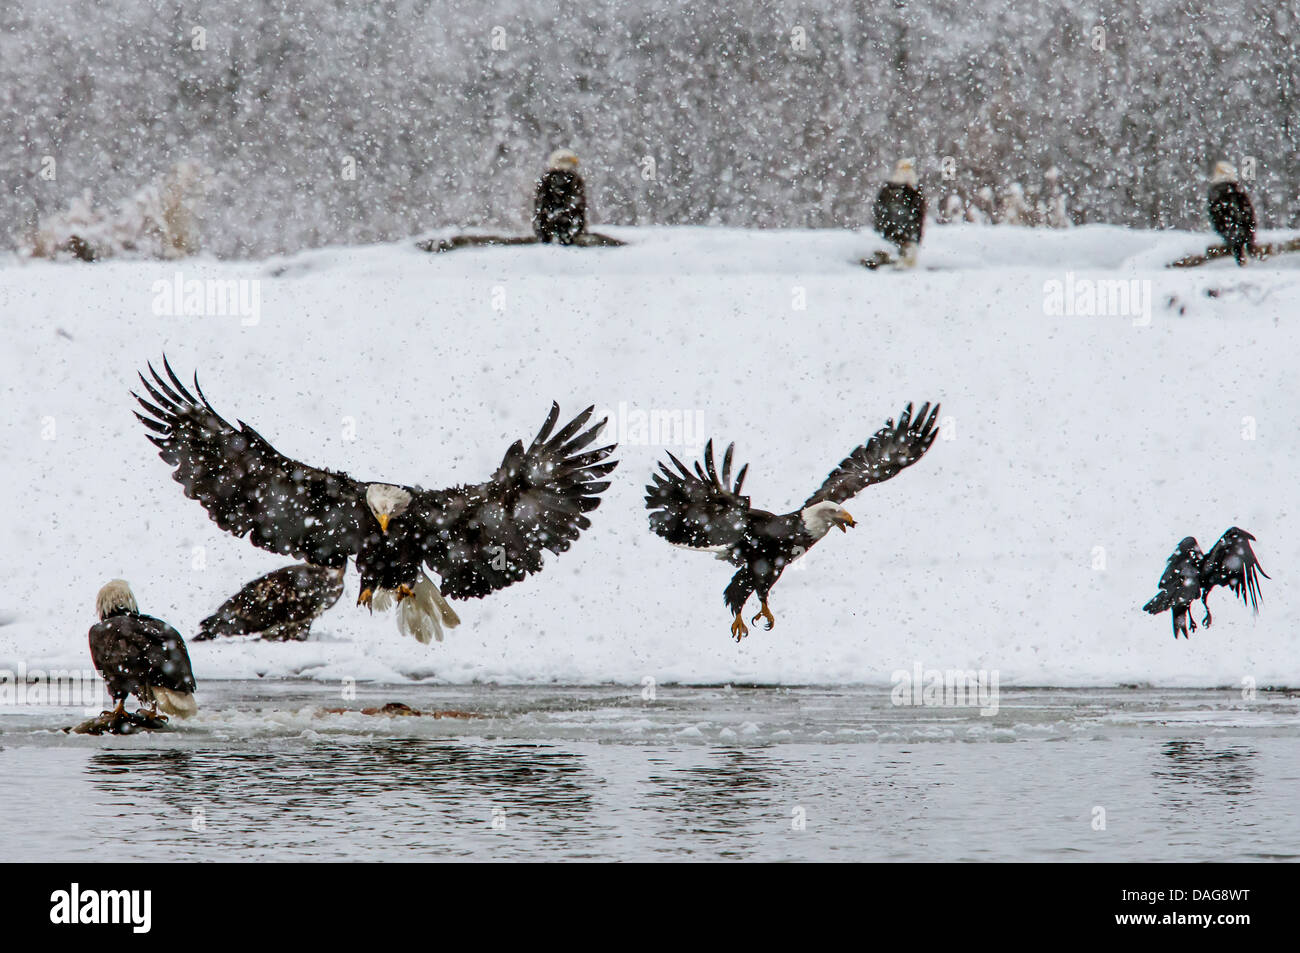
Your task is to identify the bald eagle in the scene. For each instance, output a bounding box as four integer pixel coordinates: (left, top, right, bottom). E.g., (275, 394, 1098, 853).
(88, 580, 197, 718)
(133, 358, 617, 644)
(197, 563, 345, 642)
(1208, 162, 1256, 266)
(1143, 528, 1268, 638)
(873, 159, 925, 267)
(645, 403, 940, 640)
(533, 149, 586, 245)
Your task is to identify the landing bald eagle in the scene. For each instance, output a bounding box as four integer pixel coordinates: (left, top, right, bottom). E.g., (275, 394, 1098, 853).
(873, 158, 925, 267)
(89, 580, 197, 718)
(133, 358, 617, 644)
(1143, 528, 1268, 638)
(533, 149, 586, 245)
(1208, 162, 1256, 266)
(197, 563, 345, 642)
(645, 403, 940, 640)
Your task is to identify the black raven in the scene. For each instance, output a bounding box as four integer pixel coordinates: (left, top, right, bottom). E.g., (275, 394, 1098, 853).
(1143, 528, 1268, 637)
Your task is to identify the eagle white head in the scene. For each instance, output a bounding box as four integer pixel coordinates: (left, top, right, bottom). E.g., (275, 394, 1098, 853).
(889, 158, 919, 187)
(800, 501, 857, 540)
(548, 149, 580, 171)
(96, 579, 138, 620)
(365, 483, 414, 534)
(1212, 161, 1239, 184)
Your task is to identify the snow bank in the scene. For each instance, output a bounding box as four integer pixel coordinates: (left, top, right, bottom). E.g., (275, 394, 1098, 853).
(2, 224, 1297, 687)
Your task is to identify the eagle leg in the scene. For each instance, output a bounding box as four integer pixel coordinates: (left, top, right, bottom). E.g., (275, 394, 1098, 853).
(751, 600, 775, 631)
(730, 613, 749, 641)
(358, 588, 374, 610)
(1201, 599, 1213, 628)
(394, 584, 415, 603)
(110, 699, 126, 717)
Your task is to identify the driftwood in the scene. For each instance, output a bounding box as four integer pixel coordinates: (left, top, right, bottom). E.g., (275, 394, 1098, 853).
(1168, 237, 1300, 268)
(859, 249, 896, 270)
(318, 702, 479, 719)
(66, 709, 173, 735)
(860, 250, 940, 270)
(417, 231, 625, 253)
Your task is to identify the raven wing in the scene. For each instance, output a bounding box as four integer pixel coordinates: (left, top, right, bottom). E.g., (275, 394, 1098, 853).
(803, 402, 940, 507)
(1200, 527, 1268, 613)
(410, 403, 617, 599)
(133, 358, 370, 568)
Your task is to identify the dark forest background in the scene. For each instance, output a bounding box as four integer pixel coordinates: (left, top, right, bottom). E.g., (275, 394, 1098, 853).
(3, 0, 1296, 258)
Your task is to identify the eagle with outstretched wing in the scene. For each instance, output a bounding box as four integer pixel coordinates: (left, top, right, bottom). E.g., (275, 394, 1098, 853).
(645, 402, 940, 640)
(134, 357, 617, 643)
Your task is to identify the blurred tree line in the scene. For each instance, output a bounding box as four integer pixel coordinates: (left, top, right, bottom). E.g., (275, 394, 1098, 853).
(2, 0, 1295, 257)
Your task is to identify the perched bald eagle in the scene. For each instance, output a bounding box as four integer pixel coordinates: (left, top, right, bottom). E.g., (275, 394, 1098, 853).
(197, 563, 345, 642)
(533, 149, 586, 245)
(645, 403, 940, 640)
(1143, 528, 1268, 638)
(133, 358, 617, 644)
(1207, 162, 1256, 266)
(88, 580, 197, 718)
(873, 159, 925, 267)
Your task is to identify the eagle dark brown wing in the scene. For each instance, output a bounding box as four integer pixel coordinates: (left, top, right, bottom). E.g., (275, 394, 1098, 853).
(803, 402, 940, 508)
(196, 563, 345, 639)
(133, 357, 370, 568)
(410, 403, 617, 599)
(645, 439, 754, 551)
(88, 614, 196, 700)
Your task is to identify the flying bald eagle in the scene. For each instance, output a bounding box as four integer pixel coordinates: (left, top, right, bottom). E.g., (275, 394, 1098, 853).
(873, 158, 925, 267)
(1207, 161, 1256, 266)
(89, 580, 197, 718)
(1143, 528, 1268, 638)
(645, 403, 940, 640)
(533, 149, 586, 245)
(197, 563, 345, 642)
(133, 358, 617, 644)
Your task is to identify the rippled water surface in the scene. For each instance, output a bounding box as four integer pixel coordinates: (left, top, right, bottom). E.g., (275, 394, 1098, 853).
(1, 683, 1297, 861)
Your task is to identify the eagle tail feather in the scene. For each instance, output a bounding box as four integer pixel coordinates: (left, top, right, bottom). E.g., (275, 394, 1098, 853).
(151, 686, 198, 719)
(387, 573, 459, 644)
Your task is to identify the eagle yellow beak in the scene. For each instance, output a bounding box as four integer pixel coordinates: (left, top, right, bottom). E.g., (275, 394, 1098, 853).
(377, 514, 390, 534)
(839, 511, 856, 532)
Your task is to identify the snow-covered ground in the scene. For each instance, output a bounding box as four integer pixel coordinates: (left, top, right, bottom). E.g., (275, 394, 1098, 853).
(2, 224, 1297, 687)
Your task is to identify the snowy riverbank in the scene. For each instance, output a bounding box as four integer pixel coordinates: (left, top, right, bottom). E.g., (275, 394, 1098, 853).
(2, 224, 1298, 686)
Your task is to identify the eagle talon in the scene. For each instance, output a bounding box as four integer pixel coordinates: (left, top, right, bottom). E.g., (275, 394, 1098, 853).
(358, 588, 374, 610)
(751, 602, 775, 631)
(730, 613, 749, 641)
(394, 584, 415, 603)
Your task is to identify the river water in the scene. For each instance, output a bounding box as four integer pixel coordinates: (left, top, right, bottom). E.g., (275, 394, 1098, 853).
(1, 683, 1296, 861)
